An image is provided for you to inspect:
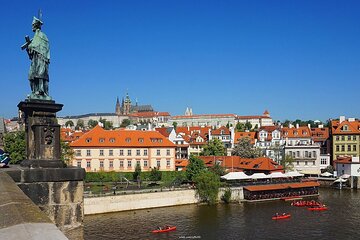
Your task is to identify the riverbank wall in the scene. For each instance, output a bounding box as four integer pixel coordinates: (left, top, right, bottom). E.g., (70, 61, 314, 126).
(84, 187, 244, 215)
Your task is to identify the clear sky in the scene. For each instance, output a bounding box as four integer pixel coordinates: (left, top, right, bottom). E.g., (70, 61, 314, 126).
(1, 0, 359, 121)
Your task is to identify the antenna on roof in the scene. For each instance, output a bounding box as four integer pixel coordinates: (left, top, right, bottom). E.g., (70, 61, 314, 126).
(38, 9, 42, 21)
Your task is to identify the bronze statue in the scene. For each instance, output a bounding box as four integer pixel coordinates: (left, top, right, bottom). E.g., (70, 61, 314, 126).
(22, 14, 51, 100)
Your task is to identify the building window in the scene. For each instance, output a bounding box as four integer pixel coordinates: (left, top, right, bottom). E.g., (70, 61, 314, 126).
(348, 145, 351, 151)
(296, 151, 300, 158)
(167, 160, 171, 167)
(127, 150, 131, 156)
(296, 161, 299, 165)
(120, 161, 124, 168)
(313, 151, 316, 158)
(136, 150, 140, 156)
(157, 150, 161, 156)
(109, 149, 113, 156)
(86, 150, 91, 156)
(166, 149, 171, 156)
(157, 160, 161, 167)
(128, 161, 132, 167)
(99, 150, 104, 156)
(353, 136, 357, 141)
(305, 161, 308, 166)
(312, 161, 315, 165)
(305, 151, 308, 158)
(348, 136, 351, 141)
(99, 138, 105, 143)
(100, 161, 104, 168)
(336, 136, 339, 141)
(138, 138, 144, 143)
(125, 138, 131, 143)
(77, 161, 82, 167)
(144, 160, 148, 167)
(110, 138, 115, 143)
(353, 145, 357, 151)
(336, 145, 340, 152)
(321, 158, 327, 165)
(136, 160, 140, 166)
(341, 145, 345, 152)
(109, 161, 113, 168)
(308, 152, 312, 158)
(144, 149, 148, 156)
(120, 150, 124, 156)
(86, 161, 91, 168)
(86, 138, 92, 143)
(341, 136, 345, 141)
(76, 150, 81, 156)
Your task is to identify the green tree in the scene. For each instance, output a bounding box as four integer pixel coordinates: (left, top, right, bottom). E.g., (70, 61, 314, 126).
(281, 154, 294, 171)
(253, 124, 259, 131)
(120, 119, 131, 128)
(172, 122, 178, 129)
(65, 120, 74, 128)
(232, 137, 261, 158)
(200, 138, 226, 156)
(244, 121, 252, 130)
(99, 118, 113, 130)
(194, 171, 220, 205)
(88, 119, 98, 129)
(75, 119, 85, 130)
(3, 131, 26, 164)
(226, 122, 233, 128)
(283, 120, 291, 127)
(186, 155, 207, 181)
(235, 122, 245, 132)
(210, 162, 226, 176)
(149, 167, 162, 182)
(324, 165, 334, 174)
(60, 140, 74, 166)
(221, 188, 232, 204)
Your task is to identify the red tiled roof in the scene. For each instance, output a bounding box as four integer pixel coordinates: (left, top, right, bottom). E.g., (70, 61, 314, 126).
(282, 126, 311, 138)
(155, 127, 171, 137)
(236, 115, 270, 120)
(334, 156, 360, 164)
(212, 126, 230, 135)
(198, 156, 283, 172)
(311, 127, 329, 141)
(234, 132, 257, 145)
(176, 126, 211, 136)
(70, 125, 175, 148)
(128, 111, 170, 118)
(331, 120, 360, 135)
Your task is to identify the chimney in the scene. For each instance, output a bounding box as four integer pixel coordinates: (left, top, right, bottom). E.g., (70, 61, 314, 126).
(352, 157, 359, 163)
(339, 116, 345, 123)
(318, 124, 324, 128)
(289, 124, 293, 128)
(307, 124, 311, 129)
(296, 123, 299, 128)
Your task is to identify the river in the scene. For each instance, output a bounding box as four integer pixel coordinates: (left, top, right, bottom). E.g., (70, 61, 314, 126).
(84, 188, 360, 240)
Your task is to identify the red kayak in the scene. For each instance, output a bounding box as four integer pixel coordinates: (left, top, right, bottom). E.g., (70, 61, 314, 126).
(308, 207, 328, 211)
(152, 226, 177, 233)
(272, 214, 291, 220)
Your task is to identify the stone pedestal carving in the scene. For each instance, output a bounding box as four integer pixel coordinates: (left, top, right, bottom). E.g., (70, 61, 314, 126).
(18, 99, 64, 168)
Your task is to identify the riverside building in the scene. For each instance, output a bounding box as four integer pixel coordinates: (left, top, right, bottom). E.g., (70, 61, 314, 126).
(70, 125, 176, 172)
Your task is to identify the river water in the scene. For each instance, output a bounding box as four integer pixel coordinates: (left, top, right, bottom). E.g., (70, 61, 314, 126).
(84, 188, 360, 240)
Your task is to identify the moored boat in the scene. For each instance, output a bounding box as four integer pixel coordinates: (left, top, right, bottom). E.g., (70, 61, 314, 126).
(152, 226, 177, 233)
(308, 206, 328, 211)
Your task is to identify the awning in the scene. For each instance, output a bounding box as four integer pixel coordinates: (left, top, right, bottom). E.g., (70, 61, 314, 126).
(244, 181, 319, 192)
(320, 172, 333, 177)
(221, 172, 252, 180)
(285, 171, 304, 177)
(340, 174, 350, 179)
(334, 178, 348, 183)
(268, 172, 287, 178)
(250, 173, 269, 179)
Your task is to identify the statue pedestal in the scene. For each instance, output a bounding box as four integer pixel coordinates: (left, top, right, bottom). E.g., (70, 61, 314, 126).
(18, 99, 64, 168)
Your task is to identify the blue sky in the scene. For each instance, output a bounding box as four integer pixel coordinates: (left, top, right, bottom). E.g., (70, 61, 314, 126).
(1, 0, 359, 121)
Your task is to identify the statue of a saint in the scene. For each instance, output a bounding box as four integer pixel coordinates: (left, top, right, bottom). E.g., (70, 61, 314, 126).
(22, 15, 51, 100)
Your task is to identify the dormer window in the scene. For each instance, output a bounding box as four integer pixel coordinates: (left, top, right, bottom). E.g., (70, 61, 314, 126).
(138, 138, 144, 143)
(110, 138, 115, 143)
(86, 138, 92, 143)
(343, 125, 349, 131)
(125, 138, 131, 143)
(99, 138, 105, 143)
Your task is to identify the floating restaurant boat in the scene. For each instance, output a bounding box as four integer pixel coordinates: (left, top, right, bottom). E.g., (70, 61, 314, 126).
(272, 214, 291, 220)
(152, 226, 177, 233)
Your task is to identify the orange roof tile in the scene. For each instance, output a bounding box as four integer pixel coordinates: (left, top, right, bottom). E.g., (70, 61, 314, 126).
(244, 181, 319, 191)
(282, 126, 311, 138)
(311, 127, 329, 141)
(155, 127, 172, 137)
(176, 126, 211, 136)
(236, 115, 270, 120)
(234, 131, 257, 145)
(70, 125, 175, 148)
(128, 111, 170, 118)
(212, 126, 230, 135)
(331, 120, 360, 135)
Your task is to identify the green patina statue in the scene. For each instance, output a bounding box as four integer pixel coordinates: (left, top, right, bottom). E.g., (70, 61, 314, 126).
(22, 14, 51, 100)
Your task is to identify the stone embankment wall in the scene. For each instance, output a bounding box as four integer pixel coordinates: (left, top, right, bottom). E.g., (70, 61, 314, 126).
(85, 187, 244, 215)
(0, 172, 68, 240)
